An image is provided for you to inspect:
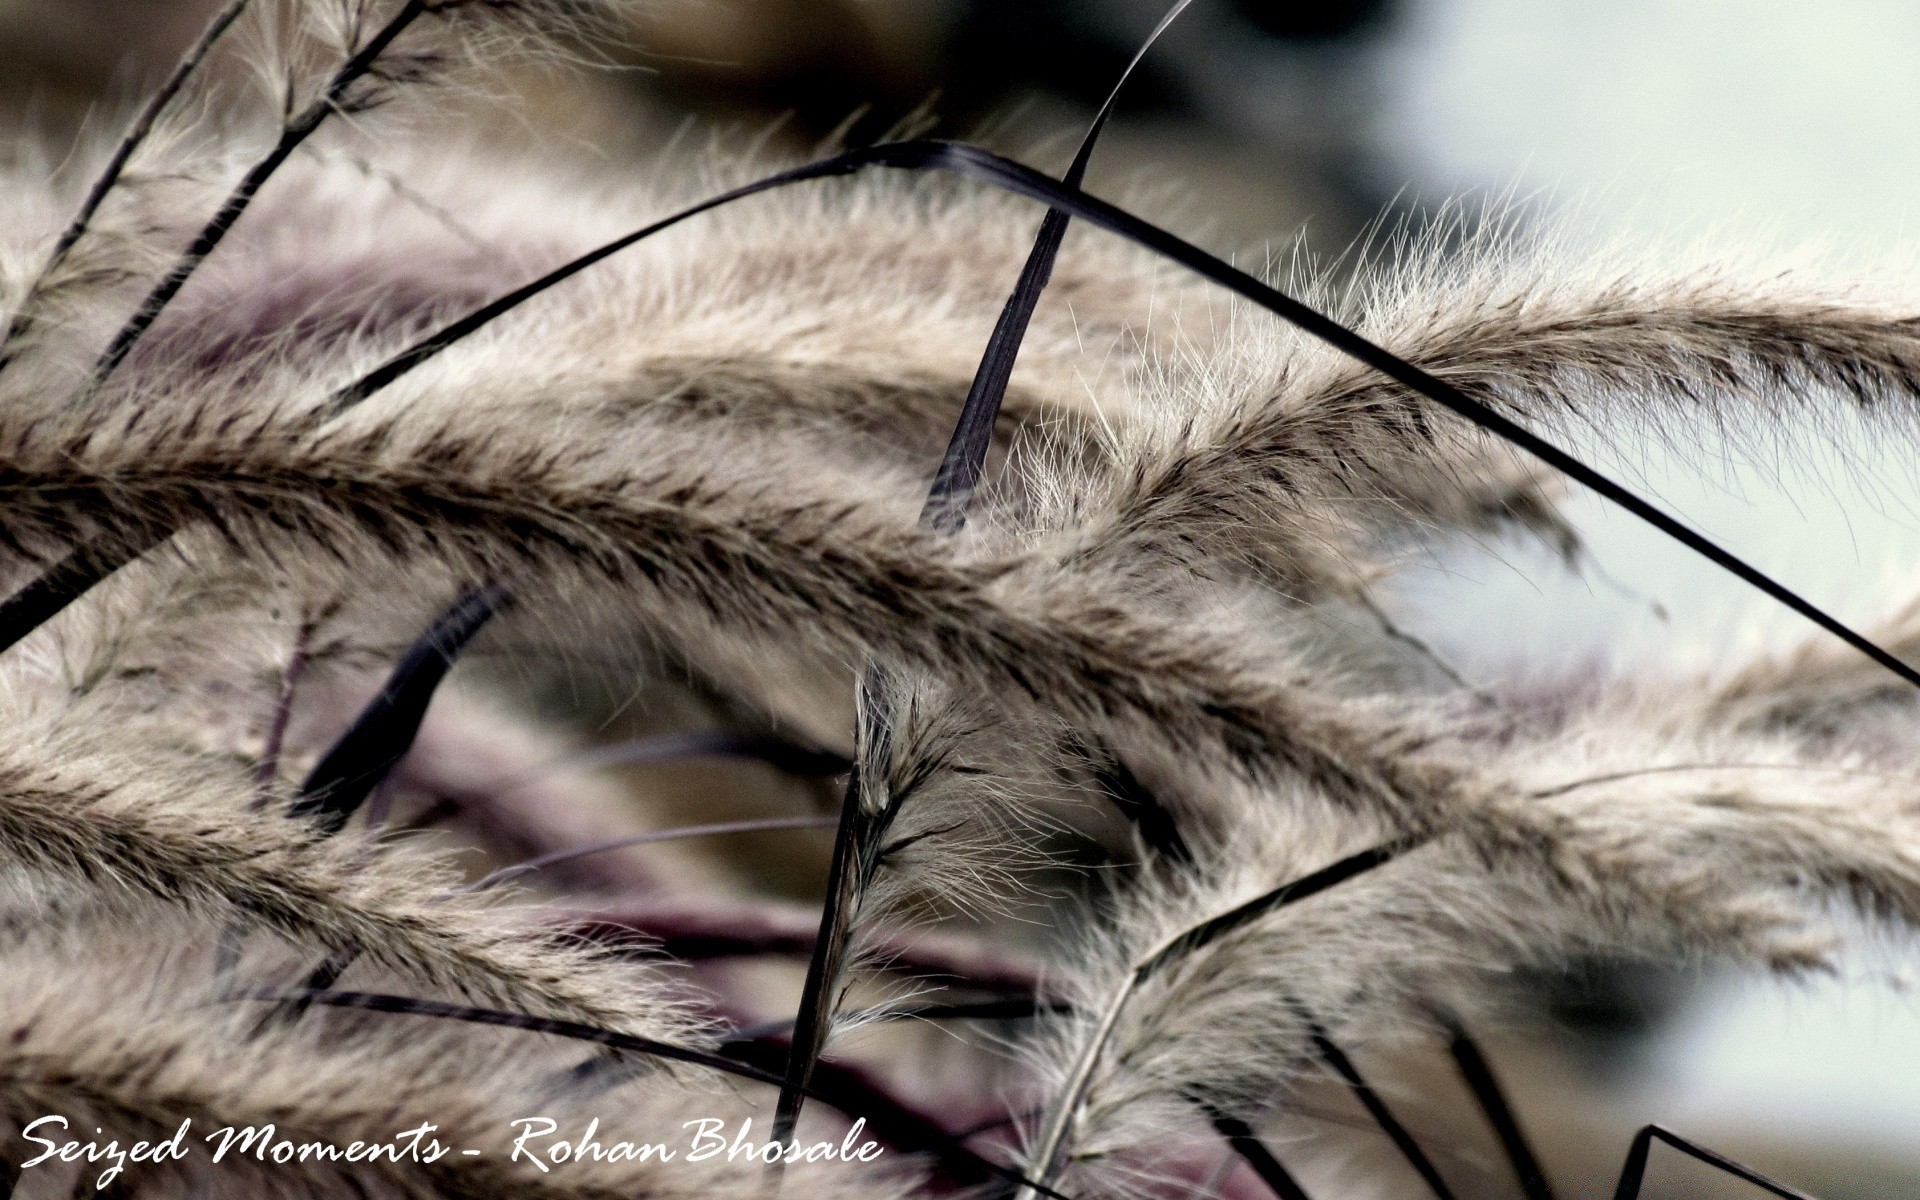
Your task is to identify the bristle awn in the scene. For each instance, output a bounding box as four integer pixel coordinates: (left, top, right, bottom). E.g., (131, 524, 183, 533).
(466, 816, 839, 892)
(232, 990, 1081, 1199)
(289, 583, 512, 835)
(484, 731, 850, 797)
(315, 138, 1920, 696)
(89, 0, 436, 387)
(253, 619, 314, 808)
(725, 997, 1067, 1043)
(1302, 1014, 1457, 1200)
(0, 0, 253, 372)
(1611, 1127, 1819, 1200)
(279, 816, 839, 1012)
(778, 3, 1195, 1140)
(1440, 1017, 1557, 1200)
(1014, 838, 1416, 1200)
(1206, 1110, 1316, 1200)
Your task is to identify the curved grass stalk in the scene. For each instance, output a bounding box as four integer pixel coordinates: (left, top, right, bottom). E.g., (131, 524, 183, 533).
(1014, 837, 1416, 1200)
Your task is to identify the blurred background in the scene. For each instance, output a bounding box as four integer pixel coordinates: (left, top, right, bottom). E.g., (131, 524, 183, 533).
(8, 1, 1920, 1195)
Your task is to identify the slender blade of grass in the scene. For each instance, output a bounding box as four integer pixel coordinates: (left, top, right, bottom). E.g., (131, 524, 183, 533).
(481, 731, 849, 797)
(0, 528, 165, 654)
(1207, 1111, 1315, 1200)
(922, 0, 1195, 529)
(289, 583, 510, 834)
(1443, 1019, 1557, 1200)
(1305, 1017, 1457, 1200)
(466, 816, 838, 892)
(782, 0, 1201, 1142)
(772, 744, 875, 1144)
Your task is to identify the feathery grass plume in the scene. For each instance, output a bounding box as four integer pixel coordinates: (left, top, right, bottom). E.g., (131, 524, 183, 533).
(775, 667, 959, 1142)
(41, 122, 1195, 411)
(0, 130, 1211, 653)
(0, 112, 238, 396)
(0, 530, 476, 783)
(1025, 226, 1920, 606)
(790, 674, 1053, 1046)
(1699, 595, 1920, 760)
(0, 353, 1481, 830)
(0, 914, 905, 1200)
(20, 194, 1920, 967)
(27, 133, 1920, 703)
(0, 687, 705, 1041)
(1004, 765, 1850, 1200)
(0, 0, 252, 376)
(1013, 825, 1413, 1200)
(1439, 657, 1920, 965)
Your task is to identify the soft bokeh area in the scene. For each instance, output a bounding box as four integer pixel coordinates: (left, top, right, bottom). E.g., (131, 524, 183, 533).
(7, 2, 1920, 1196)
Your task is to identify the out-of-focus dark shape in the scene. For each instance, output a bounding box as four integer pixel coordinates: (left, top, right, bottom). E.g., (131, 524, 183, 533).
(0, 0, 1402, 250)
(1232, 0, 1398, 40)
(619, 0, 1402, 245)
(0, 0, 223, 128)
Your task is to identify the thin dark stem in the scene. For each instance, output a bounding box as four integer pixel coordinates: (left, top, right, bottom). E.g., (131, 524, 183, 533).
(725, 997, 1066, 1043)
(0, 0, 253, 373)
(1208, 1112, 1315, 1200)
(1611, 1126, 1817, 1200)
(235, 989, 1076, 1199)
(716, 1033, 1008, 1190)
(90, 0, 431, 386)
(1154, 837, 1421, 972)
(1443, 1022, 1556, 1200)
(289, 583, 510, 834)
(251, 620, 312, 809)
(568, 898, 1045, 991)
(1306, 1018, 1457, 1200)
